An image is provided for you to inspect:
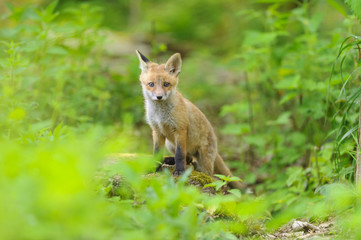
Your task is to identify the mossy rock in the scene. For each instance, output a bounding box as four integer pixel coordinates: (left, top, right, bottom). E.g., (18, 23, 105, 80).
(104, 175, 135, 199)
(188, 170, 216, 194)
(105, 168, 216, 198)
(147, 164, 216, 194)
(100, 154, 217, 198)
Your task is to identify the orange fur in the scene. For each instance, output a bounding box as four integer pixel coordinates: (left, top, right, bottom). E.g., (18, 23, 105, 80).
(136, 50, 242, 189)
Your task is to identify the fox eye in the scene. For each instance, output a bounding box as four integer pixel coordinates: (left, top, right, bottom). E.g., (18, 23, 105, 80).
(148, 82, 154, 87)
(163, 82, 170, 87)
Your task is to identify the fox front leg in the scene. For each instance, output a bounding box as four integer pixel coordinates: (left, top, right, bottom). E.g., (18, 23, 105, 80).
(153, 130, 165, 155)
(173, 132, 187, 176)
(155, 155, 194, 172)
(153, 130, 166, 172)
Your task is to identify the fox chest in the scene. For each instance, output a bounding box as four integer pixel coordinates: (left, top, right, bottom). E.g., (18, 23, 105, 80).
(146, 104, 177, 138)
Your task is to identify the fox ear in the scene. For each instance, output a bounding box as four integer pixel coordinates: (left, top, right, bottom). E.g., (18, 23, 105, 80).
(136, 50, 150, 72)
(165, 53, 182, 76)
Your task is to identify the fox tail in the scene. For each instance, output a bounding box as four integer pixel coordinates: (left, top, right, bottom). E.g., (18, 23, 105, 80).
(214, 154, 243, 190)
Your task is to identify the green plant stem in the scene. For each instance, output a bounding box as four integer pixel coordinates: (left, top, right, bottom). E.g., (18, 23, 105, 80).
(355, 41, 361, 185)
(356, 102, 361, 185)
(244, 72, 254, 133)
(314, 146, 321, 185)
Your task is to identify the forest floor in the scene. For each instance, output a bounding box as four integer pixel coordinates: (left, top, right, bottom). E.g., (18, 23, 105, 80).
(267, 220, 335, 239)
(102, 154, 337, 240)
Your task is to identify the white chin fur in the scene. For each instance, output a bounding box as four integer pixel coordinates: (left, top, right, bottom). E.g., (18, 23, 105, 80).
(143, 88, 172, 101)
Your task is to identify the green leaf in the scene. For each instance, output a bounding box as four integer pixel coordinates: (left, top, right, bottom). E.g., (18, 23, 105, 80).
(307, 13, 323, 33)
(52, 122, 64, 139)
(243, 135, 267, 148)
(214, 174, 229, 181)
(243, 31, 278, 47)
(286, 167, 303, 187)
(221, 123, 250, 135)
(228, 189, 242, 198)
(228, 176, 242, 182)
(46, 46, 69, 55)
(338, 126, 358, 144)
(345, 0, 361, 19)
(266, 112, 291, 125)
(8, 107, 26, 121)
(280, 92, 297, 105)
(275, 75, 300, 90)
(214, 181, 227, 191)
(327, 0, 347, 16)
(177, 167, 193, 184)
(204, 180, 227, 191)
(46, 0, 59, 15)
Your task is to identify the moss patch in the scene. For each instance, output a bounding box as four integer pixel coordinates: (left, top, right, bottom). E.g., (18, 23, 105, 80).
(100, 153, 217, 197)
(104, 175, 135, 199)
(188, 170, 216, 194)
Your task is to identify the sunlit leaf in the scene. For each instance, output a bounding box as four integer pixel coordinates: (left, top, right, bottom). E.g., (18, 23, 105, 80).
(8, 107, 26, 121)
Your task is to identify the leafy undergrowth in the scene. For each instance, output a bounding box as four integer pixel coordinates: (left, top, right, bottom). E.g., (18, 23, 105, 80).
(0, 127, 359, 239)
(94, 154, 360, 239)
(0, 135, 352, 240)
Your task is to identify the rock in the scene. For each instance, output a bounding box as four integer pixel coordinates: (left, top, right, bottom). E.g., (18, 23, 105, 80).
(292, 220, 320, 232)
(100, 154, 217, 198)
(155, 163, 216, 194)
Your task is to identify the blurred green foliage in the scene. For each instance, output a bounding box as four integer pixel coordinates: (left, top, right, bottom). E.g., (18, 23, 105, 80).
(1, 0, 361, 238)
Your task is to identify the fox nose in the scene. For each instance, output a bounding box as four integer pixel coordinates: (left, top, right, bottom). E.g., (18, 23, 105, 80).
(156, 96, 163, 100)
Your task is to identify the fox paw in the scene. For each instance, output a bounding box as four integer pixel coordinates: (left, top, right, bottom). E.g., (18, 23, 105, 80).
(155, 157, 176, 172)
(172, 169, 185, 177)
(163, 157, 175, 165)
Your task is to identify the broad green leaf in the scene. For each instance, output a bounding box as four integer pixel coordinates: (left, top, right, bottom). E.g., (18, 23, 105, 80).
(46, 0, 59, 15)
(46, 46, 69, 55)
(275, 75, 300, 90)
(221, 123, 251, 135)
(8, 107, 26, 121)
(266, 112, 291, 125)
(280, 92, 297, 105)
(286, 167, 303, 187)
(204, 180, 227, 191)
(228, 189, 242, 198)
(243, 31, 278, 47)
(229, 176, 242, 182)
(327, 0, 347, 16)
(214, 174, 229, 181)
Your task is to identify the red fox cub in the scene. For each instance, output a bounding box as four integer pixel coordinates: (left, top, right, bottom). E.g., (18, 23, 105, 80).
(136, 50, 242, 189)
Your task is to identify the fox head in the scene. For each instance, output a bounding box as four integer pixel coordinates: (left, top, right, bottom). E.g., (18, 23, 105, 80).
(136, 50, 182, 102)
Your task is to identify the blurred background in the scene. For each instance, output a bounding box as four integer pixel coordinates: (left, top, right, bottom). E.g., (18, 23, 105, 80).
(1, 0, 360, 192)
(1, 0, 361, 239)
